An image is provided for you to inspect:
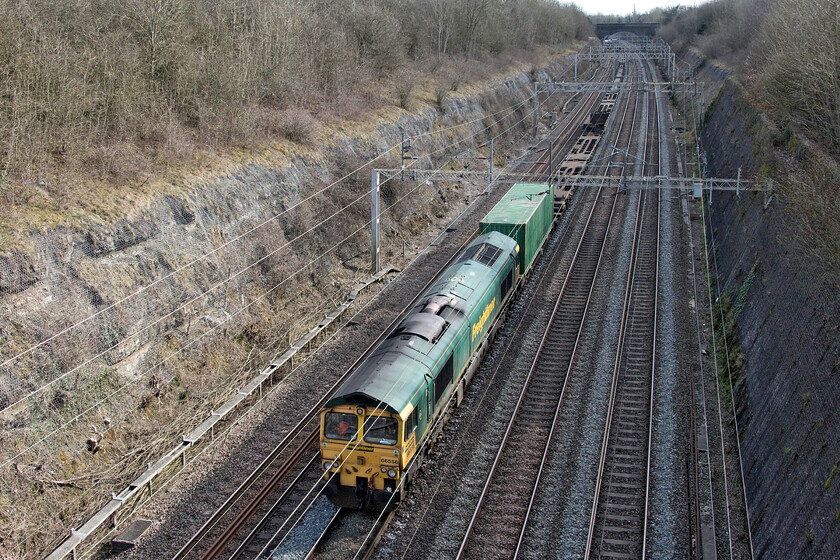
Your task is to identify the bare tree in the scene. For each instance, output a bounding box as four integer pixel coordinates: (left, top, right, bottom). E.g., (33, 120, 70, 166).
(429, 0, 453, 61)
(751, 0, 840, 150)
(122, 0, 184, 78)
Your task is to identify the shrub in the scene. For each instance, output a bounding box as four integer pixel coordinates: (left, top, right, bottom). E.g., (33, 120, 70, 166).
(435, 86, 449, 110)
(276, 109, 317, 145)
(395, 75, 416, 109)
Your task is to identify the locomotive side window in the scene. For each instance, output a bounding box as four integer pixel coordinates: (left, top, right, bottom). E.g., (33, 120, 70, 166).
(434, 356, 454, 406)
(363, 416, 398, 445)
(501, 269, 513, 299)
(324, 412, 358, 441)
(404, 408, 418, 440)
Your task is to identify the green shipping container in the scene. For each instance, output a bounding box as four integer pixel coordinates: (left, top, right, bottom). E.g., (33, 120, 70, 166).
(480, 183, 554, 274)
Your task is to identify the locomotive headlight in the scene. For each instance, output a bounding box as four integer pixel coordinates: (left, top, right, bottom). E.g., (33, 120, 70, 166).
(393, 449, 399, 457)
(323, 461, 334, 471)
(381, 467, 388, 474)
(387, 468, 397, 478)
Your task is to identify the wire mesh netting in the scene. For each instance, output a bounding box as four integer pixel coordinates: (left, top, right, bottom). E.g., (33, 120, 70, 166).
(0, 69, 548, 558)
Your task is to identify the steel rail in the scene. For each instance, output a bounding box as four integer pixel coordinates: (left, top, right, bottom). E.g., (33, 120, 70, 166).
(172, 408, 328, 559)
(457, 61, 635, 560)
(674, 81, 705, 560)
(458, 158, 618, 560)
(583, 55, 662, 560)
(174, 228, 482, 560)
(302, 508, 341, 560)
(582, 55, 651, 559)
(386, 60, 625, 560)
(642, 59, 664, 559)
(358, 510, 398, 560)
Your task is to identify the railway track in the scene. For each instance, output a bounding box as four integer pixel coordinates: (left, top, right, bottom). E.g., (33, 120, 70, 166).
(228, 456, 323, 559)
(175, 57, 615, 560)
(585, 63, 662, 558)
(455, 62, 641, 560)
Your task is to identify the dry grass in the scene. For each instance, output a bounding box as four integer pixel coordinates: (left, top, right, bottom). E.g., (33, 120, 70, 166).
(395, 74, 417, 110)
(664, 0, 840, 283)
(0, 41, 568, 253)
(777, 155, 840, 282)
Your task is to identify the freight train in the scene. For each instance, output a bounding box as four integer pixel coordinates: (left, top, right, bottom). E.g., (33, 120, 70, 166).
(320, 183, 555, 511)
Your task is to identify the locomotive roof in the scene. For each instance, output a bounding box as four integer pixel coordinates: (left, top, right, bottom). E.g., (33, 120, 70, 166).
(325, 342, 431, 415)
(325, 232, 517, 417)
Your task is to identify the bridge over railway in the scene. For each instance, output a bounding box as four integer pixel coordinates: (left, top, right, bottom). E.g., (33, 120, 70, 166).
(595, 22, 660, 39)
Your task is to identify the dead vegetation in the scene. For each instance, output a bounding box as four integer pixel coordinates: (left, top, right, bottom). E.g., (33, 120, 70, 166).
(0, 51, 567, 555)
(0, 0, 589, 237)
(657, 0, 840, 282)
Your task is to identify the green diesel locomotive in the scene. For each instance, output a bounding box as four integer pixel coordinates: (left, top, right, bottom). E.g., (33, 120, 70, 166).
(320, 183, 553, 511)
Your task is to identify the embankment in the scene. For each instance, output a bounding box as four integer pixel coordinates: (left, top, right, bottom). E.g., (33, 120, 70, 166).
(701, 73, 840, 557)
(0, 55, 579, 559)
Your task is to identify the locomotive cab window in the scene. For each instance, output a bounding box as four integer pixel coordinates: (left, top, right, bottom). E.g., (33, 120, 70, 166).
(324, 412, 358, 441)
(363, 416, 398, 445)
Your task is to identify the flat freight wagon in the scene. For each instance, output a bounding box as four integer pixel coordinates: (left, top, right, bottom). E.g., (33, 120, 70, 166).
(479, 183, 554, 275)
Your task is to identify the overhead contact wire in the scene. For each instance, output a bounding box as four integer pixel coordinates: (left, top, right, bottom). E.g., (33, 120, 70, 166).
(1, 89, 548, 467)
(0, 92, 538, 374)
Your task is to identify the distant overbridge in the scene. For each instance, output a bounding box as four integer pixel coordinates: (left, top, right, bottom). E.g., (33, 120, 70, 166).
(594, 23, 660, 40)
